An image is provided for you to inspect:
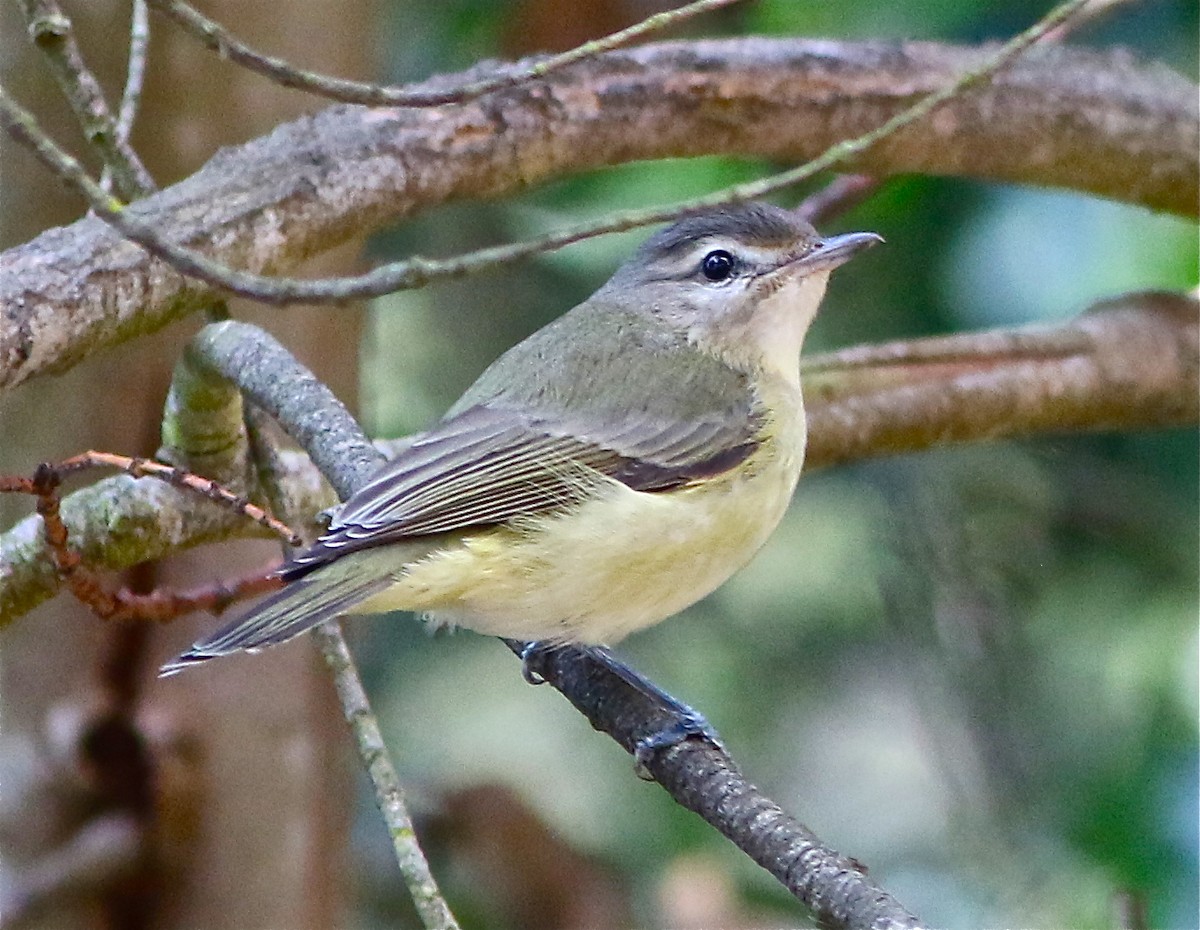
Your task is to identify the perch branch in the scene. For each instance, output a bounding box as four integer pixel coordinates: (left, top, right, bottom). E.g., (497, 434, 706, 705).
(181, 320, 925, 928)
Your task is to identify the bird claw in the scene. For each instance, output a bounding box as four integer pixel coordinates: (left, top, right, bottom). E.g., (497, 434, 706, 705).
(633, 708, 724, 779)
(515, 641, 723, 779)
(519, 641, 549, 685)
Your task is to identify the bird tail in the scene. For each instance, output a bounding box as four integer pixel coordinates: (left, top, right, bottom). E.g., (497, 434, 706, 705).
(159, 550, 399, 676)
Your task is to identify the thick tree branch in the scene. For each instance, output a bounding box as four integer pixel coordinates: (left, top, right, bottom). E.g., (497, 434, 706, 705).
(803, 291, 1200, 468)
(0, 0, 1090, 305)
(1, 39, 1193, 389)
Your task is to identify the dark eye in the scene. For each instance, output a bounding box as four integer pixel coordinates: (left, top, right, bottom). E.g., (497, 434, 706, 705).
(700, 249, 736, 282)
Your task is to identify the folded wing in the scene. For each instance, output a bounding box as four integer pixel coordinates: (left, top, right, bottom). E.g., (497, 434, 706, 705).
(285, 401, 761, 579)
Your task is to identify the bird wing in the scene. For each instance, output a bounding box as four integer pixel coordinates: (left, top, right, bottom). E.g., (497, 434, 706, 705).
(284, 401, 761, 579)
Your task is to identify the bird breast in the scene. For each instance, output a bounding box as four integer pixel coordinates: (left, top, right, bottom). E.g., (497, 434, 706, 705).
(362, 377, 808, 645)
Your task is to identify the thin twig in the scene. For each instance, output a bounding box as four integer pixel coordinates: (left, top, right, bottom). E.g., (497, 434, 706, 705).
(0, 0, 1091, 305)
(18, 0, 154, 200)
(309, 624, 461, 930)
(58, 451, 299, 544)
(147, 0, 742, 107)
(794, 174, 880, 225)
(115, 0, 151, 145)
(228, 335, 460, 930)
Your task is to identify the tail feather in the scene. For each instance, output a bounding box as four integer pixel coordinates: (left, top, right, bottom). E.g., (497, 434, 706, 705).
(160, 555, 396, 676)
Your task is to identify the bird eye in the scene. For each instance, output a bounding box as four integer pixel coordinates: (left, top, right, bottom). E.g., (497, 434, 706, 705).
(700, 249, 736, 282)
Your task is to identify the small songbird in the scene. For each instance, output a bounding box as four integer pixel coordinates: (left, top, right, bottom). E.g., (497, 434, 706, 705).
(162, 202, 880, 676)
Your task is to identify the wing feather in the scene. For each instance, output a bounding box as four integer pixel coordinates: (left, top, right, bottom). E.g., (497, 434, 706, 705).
(284, 400, 761, 579)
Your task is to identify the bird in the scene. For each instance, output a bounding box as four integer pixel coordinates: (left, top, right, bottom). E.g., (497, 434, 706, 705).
(162, 201, 880, 677)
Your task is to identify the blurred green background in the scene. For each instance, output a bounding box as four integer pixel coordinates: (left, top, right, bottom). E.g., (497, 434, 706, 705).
(346, 1, 1198, 928)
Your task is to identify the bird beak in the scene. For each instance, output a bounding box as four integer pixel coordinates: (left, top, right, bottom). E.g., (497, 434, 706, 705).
(791, 231, 883, 274)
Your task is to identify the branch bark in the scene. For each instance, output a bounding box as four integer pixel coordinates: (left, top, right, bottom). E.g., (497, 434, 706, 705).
(803, 291, 1200, 468)
(1, 39, 1194, 390)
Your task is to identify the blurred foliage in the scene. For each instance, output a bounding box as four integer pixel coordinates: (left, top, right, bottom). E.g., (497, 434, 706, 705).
(352, 1, 1199, 928)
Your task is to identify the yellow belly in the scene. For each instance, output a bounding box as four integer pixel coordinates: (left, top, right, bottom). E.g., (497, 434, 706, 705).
(354, 401, 806, 645)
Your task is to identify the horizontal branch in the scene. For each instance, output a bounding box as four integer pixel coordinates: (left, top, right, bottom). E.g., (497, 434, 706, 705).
(2, 38, 1194, 390)
(0, 1, 1086, 306)
(803, 290, 1199, 468)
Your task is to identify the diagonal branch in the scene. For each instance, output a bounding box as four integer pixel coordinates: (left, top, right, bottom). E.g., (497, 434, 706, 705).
(181, 320, 924, 929)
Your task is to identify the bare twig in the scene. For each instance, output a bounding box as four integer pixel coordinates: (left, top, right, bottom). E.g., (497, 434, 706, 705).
(309, 623, 461, 930)
(57, 451, 299, 544)
(18, 0, 154, 200)
(795, 174, 880, 225)
(0, 0, 1092, 305)
(147, 0, 742, 107)
(198, 326, 461, 930)
(114, 0, 151, 146)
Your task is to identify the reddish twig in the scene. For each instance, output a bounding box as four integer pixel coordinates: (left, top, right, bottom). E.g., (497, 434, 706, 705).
(58, 451, 300, 544)
(108, 569, 284, 623)
(2, 451, 295, 623)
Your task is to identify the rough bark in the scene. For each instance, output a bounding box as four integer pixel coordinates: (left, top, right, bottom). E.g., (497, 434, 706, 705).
(1, 39, 1195, 391)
